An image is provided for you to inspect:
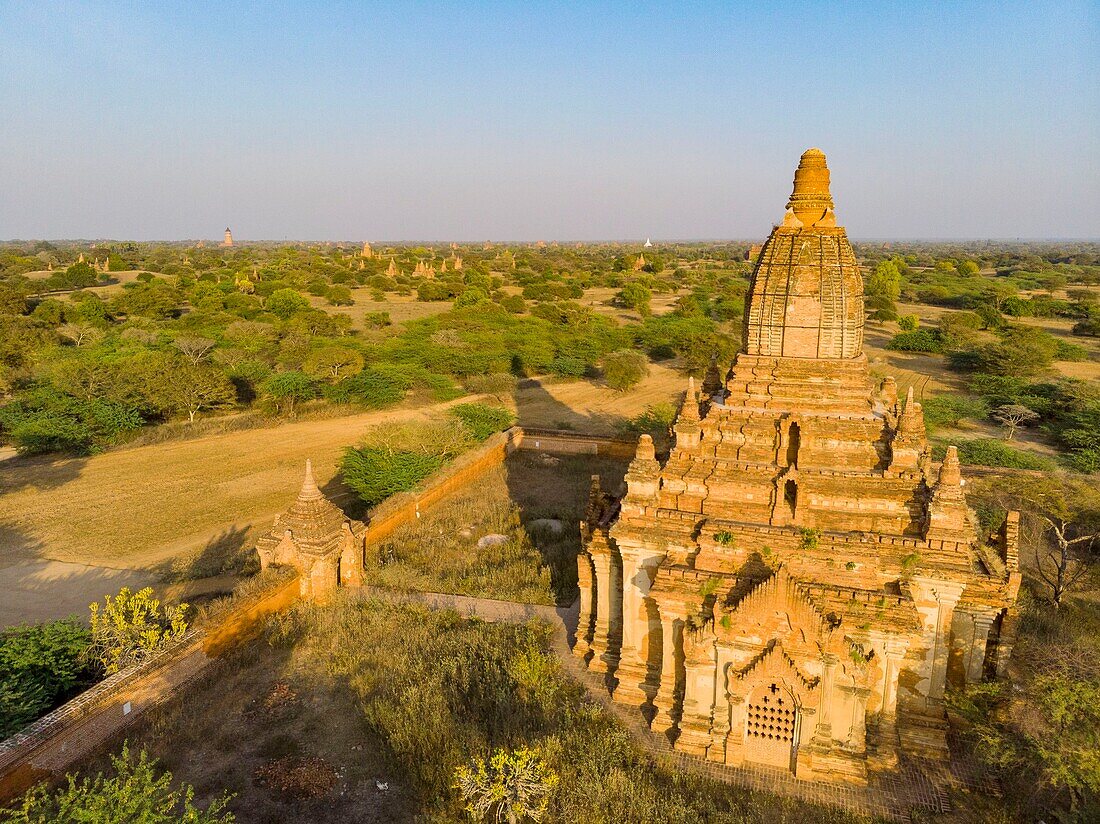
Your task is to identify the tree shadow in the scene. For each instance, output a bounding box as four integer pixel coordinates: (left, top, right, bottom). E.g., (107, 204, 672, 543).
(155, 524, 257, 583)
(512, 376, 625, 434)
(0, 452, 89, 493)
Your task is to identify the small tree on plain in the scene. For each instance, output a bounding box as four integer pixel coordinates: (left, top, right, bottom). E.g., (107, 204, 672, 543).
(992, 403, 1040, 440)
(602, 350, 648, 391)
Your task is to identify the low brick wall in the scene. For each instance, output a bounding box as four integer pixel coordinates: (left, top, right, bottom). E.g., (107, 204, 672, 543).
(0, 574, 300, 804)
(515, 427, 638, 458)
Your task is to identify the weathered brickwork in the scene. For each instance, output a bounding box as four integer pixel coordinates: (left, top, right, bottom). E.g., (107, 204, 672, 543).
(575, 150, 1022, 786)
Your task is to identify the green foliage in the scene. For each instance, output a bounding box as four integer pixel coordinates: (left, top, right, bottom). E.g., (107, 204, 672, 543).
(0, 385, 143, 455)
(3, 742, 234, 823)
(714, 531, 736, 547)
(933, 438, 1057, 471)
(920, 394, 990, 430)
(602, 349, 648, 391)
(260, 371, 315, 416)
(799, 528, 820, 551)
(448, 403, 516, 441)
(454, 747, 558, 824)
(324, 368, 405, 409)
(340, 447, 445, 506)
(896, 314, 919, 331)
(616, 403, 676, 448)
(264, 288, 310, 319)
(865, 259, 902, 301)
(615, 282, 652, 316)
(953, 324, 1060, 376)
(886, 329, 944, 353)
(0, 619, 92, 738)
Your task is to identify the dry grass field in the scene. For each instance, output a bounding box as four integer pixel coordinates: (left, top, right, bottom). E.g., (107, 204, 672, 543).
(305, 289, 453, 328)
(0, 366, 678, 626)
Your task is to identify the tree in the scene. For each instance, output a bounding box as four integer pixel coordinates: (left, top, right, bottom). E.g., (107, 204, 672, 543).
(173, 336, 215, 365)
(896, 314, 919, 331)
(602, 350, 648, 391)
(980, 476, 1100, 607)
(6, 743, 234, 823)
(0, 619, 92, 738)
(615, 282, 652, 317)
(88, 587, 188, 675)
(261, 371, 315, 416)
(326, 285, 353, 306)
(265, 288, 310, 319)
(161, 362, 237, 423)
(303, 346, 364, 382)
(57, 323, 103, 347)
(454, 747, 558, 824)
(865, 259, 902, 301)
(992, 403, 1040, 440)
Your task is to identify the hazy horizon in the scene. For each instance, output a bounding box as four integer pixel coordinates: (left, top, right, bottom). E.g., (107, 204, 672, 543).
(3, 2, 1097, 241)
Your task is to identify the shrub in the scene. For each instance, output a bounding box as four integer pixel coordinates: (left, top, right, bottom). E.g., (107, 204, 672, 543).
(448, 403, 516, 441)
(602, 350, 648, 391)
(324, 369, 405, 409)
(339, 446, 445, 506)
(617, 403, 676, 449)
(921, 394, 990, 429)
(6, 742, 233, 823)
(0, 619, 93, 738)
(264, 288, 311, 319)
(1054, 340, 1089, 361)
(934, 439, 1056, 471)
(897, 314, 919, 331)
(260, 371, 315, 416)
(88, 587, 189, 675)
(325, 285, 353, 306)
(886, 329, 943, 353)
(0, 386, 143, 455)
(455, 747, 558, 824)
(464, 372, 518, 401)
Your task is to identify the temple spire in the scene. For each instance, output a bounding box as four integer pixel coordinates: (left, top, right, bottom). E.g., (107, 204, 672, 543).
(299, 459, 322, 500)
(681, 376, 700, 421)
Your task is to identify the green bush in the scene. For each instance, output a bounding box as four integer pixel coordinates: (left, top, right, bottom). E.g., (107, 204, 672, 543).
(339, 447, 445, 506)
(448, 403, 516, 441)
(602, 350, 649, 391)
(934, 439, 1056, 471)
(921, 394, 990, 429)
(324, 369, 405, 409)
(1054, 339, 1089, 361)
(0, 386, 143, 455)
(0, 619, 93, 738)
(897, 314, 919, 331)
(264, 288, 310, 319)
(886, 329, 943, 353)
(5, 742, 233, 823)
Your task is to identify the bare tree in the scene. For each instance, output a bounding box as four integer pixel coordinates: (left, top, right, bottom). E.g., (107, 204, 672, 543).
(58, 323, 103, 347)
(974, 476, 1100, 607)
(992, 403, 1040, 440)
(173, 336, 216, 365)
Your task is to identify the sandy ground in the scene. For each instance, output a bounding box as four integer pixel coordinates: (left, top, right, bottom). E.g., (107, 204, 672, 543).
(0, 367, 682, 627)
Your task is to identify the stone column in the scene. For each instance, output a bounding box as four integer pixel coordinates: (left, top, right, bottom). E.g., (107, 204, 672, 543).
(651, 605, 685, 733)
(612, 546, 661, 706)
(573, 552, 595, 659)
(675, 631, 718, 758)
(587, 542, 621, 675)
(880, 640, 907, 720)
(812, 653, 839, 745)
(927, 584, 963, 704)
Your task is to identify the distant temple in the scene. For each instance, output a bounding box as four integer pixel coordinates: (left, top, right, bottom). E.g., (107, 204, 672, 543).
(222, 227, 234, 247)
(644, 238, 653, 248)
(575, 149, 1021, 785)
(361, 242, 374, 259)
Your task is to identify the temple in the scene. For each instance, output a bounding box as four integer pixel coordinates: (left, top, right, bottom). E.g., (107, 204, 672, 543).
(256, 460, 367, 597)
(575, 149, 1022, 784)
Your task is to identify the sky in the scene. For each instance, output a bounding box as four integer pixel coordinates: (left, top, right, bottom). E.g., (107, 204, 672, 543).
(1, 1, 1097, 241)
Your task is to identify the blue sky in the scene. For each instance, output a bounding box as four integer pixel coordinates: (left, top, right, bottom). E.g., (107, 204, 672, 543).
(1, 1, 1097, 240)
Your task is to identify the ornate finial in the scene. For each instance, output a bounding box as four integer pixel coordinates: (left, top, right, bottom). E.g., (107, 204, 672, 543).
(299, 459, 322, 500)
(787, 148, 835, 226)
(636, 434, 656, 461)
(938, 446, 962, 487)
